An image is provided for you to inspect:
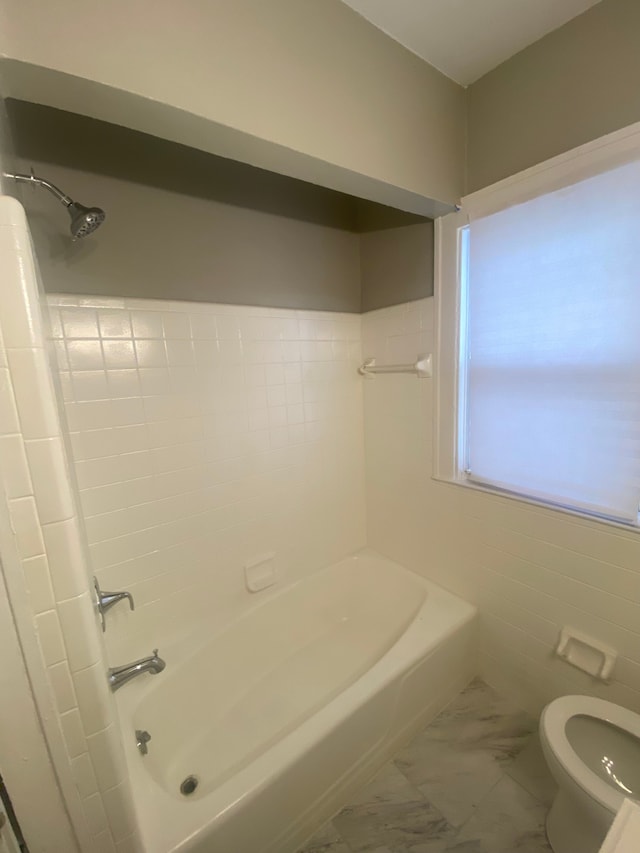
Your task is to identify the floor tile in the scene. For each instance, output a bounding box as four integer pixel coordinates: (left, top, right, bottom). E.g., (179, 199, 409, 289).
(424, 679, 536, 765)
(505, 733, 557, 806)
(333, 797, 455, 853)
(395, 738, 502, 828)
(443, 842, 489, 853)
(296, 680, 553, 853)
(297, 821, 352, 853)
(454, 775, 551, 853)
(349, 764, 427, 808)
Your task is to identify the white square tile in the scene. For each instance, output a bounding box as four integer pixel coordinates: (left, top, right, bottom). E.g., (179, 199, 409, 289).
(162, 313, 191, 339)
(47, 661, 77, 712)
(265, 364, 284, 386)
(131, 310, 163, 338)
(57, 592, 102, 672)
(9, 495, 45, 558)
(0, 367, 20, 434)
(58, 371, 74, 402)
(98, 311, 132, 339)
(66, 340, 104, 371)
(106, 369, 141, 399)
(22, 554, 55, 613)
(25, 437, 75, 524)
(11, 353, 61, 443)
(135, 339, 167, 368)
(87, 725, 127, 792)
(189, 314, 217, 339)
(72, 370, 109, 402)
(73, 662, 113, 736)
(287, 404, 305, 425)
(110, 398, 145, 428)
(248, 409, 269, 431)
(92, 830, 117, 853)
(42, 517, 88, 601)
(245, 365, 266, 387)
(0, 433, 32, 497)
(102, 783, 139, 842)
(71, 752, 98, 798)
(82, 791, 109, 838)
(61, 308, 99, 339)
(268, 406, 287, 428)
(214, 315, 240, 340)
(267, 385, 287, 407)
(115, 833, 143, 853)
(46, 306, 64, 338)
(60, 707, 87, 758)
(53, 339, 70, 370)
(165, 339, 194, 366)
(138, 368, 171, 396)
(102, 340, 136, 370)
(36, 609, 66, 666)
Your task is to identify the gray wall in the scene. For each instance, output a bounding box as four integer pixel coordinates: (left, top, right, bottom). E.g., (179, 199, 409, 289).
(467, 0, 640, 192)
(15, 157, 363, 312)
(7, 100, 432, 312)
(360, 223, 433, 312)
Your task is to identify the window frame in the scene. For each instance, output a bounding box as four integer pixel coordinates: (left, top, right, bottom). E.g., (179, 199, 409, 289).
(433, 118, 640, 529)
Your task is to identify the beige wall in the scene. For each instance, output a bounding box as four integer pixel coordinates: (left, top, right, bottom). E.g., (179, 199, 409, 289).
(467, 0, 640, 192)
(0, 0, 466, 213)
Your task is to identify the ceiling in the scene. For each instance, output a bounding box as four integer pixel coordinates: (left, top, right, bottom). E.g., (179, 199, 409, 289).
(340, 0, 603, 85)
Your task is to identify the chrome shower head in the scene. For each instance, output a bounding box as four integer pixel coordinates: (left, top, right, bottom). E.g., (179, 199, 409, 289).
(68, 202, 106, 239)
(3, 171, 106, 239)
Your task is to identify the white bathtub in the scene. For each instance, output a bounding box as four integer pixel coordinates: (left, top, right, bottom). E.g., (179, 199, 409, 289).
(116, 550, 477, 853)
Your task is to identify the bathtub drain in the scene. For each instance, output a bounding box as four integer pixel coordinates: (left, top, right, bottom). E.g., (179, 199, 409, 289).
(180, 775, 199, 796)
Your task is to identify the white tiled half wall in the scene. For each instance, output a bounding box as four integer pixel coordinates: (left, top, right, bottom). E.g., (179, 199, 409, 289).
(363, 297, 640, 715)
(0, 197, 140, 853)
(46, 294, 366, 662)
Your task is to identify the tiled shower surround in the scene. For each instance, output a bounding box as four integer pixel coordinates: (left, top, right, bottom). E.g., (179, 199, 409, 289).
(47, 294, 367, 659)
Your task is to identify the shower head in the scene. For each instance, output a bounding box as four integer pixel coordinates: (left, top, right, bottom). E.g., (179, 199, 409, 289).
(68, 202, 106, 239)
(3, 170, 106, 239)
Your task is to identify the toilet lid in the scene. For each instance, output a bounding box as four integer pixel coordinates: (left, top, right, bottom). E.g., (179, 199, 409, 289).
(542, 695, 640, 812)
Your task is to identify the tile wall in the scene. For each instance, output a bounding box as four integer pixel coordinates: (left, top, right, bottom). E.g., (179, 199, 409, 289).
(46, 294, 366, 662)
(363, 297, 640, 716)
(0, 197, 141, 852)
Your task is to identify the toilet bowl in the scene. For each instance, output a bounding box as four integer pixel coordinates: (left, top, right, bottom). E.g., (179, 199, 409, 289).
(540, 695, 640, 853)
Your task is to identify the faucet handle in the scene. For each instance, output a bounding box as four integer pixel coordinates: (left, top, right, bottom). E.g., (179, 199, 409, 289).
(94, 576, 135, 632)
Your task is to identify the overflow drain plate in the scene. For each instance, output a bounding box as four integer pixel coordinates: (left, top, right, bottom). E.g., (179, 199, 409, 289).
(180, 775, 199, 796)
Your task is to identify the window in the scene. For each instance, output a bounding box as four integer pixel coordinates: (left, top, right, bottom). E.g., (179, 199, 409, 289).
(435, 126, 640, 527)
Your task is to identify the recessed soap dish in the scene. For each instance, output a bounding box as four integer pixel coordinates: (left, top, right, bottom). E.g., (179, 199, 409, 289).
(555, 627, 617, 682)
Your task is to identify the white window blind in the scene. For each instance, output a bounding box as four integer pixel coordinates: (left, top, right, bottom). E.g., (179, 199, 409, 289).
(463, 157, 640, 524)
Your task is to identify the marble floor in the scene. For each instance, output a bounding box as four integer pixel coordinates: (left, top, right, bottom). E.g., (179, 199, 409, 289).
(298, 679, 557, 853)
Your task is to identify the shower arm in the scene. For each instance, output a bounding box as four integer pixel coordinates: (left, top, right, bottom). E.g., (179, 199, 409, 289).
(3, 171, 74, 208)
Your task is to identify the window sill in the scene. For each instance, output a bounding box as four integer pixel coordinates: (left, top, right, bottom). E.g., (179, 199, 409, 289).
(432, 472, 640, 535)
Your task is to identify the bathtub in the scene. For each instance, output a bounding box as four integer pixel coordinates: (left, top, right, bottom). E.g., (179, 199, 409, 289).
(116, 550, 477, 853)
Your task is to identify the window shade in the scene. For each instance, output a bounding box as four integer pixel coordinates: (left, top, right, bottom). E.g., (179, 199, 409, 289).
(464, 158, 640, 524)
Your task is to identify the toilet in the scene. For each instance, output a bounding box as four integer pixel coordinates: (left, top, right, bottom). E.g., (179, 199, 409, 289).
(540, 695, 640, 853)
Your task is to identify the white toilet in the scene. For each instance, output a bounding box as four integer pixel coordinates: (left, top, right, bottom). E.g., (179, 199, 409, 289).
(540, 695, 640, 853)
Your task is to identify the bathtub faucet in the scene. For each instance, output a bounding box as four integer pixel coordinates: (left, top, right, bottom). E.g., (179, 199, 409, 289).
(108, 649, 166, 692)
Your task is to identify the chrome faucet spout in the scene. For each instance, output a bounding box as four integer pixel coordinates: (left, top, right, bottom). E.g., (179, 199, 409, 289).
(108, 649, 165, 692)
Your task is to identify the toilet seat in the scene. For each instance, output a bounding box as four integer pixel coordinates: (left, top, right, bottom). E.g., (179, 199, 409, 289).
(541, 695, 640, 814)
